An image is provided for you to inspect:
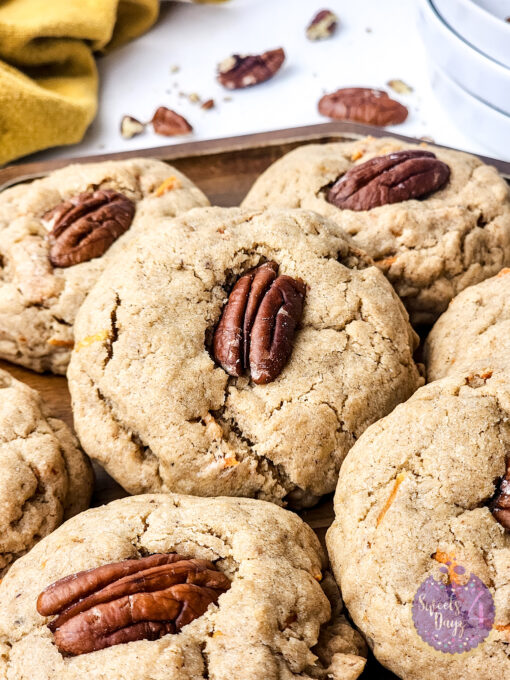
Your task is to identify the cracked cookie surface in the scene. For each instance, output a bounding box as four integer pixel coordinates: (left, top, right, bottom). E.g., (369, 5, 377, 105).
(327, 368, 510, 680)
(0, 369, 93, 577)
(242, 137, 510, 324)
(0, 493, 367, 680)
(67, 206, 423, 506)
(425, 268, 510, 381)
(0, 159, 209, 374)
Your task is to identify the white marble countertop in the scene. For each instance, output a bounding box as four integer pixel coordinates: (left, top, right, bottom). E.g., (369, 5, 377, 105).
(32, 0, 502, 163)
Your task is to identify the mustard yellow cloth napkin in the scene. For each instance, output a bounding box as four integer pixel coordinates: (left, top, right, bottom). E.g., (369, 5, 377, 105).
(0, 0, 226, 165)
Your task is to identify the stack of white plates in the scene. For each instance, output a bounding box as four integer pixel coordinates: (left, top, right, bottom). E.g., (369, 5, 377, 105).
(418, 0, 510, 158)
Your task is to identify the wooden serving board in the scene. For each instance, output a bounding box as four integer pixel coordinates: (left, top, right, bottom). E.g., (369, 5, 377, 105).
(2, 123, 509, 678)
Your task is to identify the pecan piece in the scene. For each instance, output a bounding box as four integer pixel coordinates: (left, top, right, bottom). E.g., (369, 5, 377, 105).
(306, 9, 338, 40)
(387, 79, 413, 95)
(120, 115, 145, 139)
(37, 554, 230, 656)
(491, 460, 510, 530)
(217, 48, 285, 89)
(326, 149, 450, 211)
(213, 262, 305, 384)
(152, 106, 192, 136)
(46, 190, 135, 268)
(318, 87, 408, 126)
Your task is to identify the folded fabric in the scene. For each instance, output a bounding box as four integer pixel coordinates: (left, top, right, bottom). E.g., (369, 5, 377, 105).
(0, 0, 225, 166)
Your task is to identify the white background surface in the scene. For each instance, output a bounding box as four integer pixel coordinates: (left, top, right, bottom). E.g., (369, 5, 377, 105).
(32, 0, 504, 163)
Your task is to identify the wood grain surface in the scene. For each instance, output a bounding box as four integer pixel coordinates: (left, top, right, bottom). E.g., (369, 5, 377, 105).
(5, 122, 506, 678)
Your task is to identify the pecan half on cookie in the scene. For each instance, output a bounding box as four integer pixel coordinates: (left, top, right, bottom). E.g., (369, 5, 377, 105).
(491, 459, 510, 530)
(37, 553, 230, 655)
(327, 150, 450, 211)
(46, 190, 135, 268)
(213, 261, 306, 384)
(318, 87, 408, 126)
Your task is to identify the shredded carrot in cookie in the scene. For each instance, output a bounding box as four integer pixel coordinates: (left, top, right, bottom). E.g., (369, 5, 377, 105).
(375, 256, 397, 268)
(222, 456, 239, 468)
(494, 623, 510, 638)
(497, 268, 510, 277)
(433, 551, 454, 565)
(74, 329, 109, 352)
(313, 571, 322, 582)
(47, 338, 74, 348)
(351, 150, 364, 161)
(376, 472, 406, 527)
(432, 551, 465, 585)
(212, 630, 224, 638)
(154, 175, 182, 197)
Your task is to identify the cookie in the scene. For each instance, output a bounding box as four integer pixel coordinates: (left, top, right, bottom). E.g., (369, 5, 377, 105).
(425, 268, 510, 381)
(242, 136, 510, 324)
(67, 206, 423, 506)
(0, 493, 367, 679)
(0, 369, 93, 577)
(327, 368, 510, 680)
(0, 159, 209, 374)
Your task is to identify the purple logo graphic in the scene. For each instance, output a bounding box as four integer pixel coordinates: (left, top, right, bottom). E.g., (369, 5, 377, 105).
(412, 553, 495, 654)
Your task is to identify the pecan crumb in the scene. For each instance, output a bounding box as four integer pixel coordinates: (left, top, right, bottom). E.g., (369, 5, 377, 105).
(120, 115, 145, 139)
(201, 98, 215, 110)
(306, 9, 338, 40)
(387, 79, 413, 94)
(152, 107, 192, 136)
(188, 92, 200, 104)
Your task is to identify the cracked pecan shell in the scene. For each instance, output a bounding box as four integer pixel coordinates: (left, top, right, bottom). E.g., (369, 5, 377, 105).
(37, 553, 230, 656)
(217, 48, 285, 89)
(46, 190, 135, 268)
(318, 87, 408, 126)
(213, 262, 305, 384)
(491, 459, 510, 530)
(326, 149, 451, 211)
